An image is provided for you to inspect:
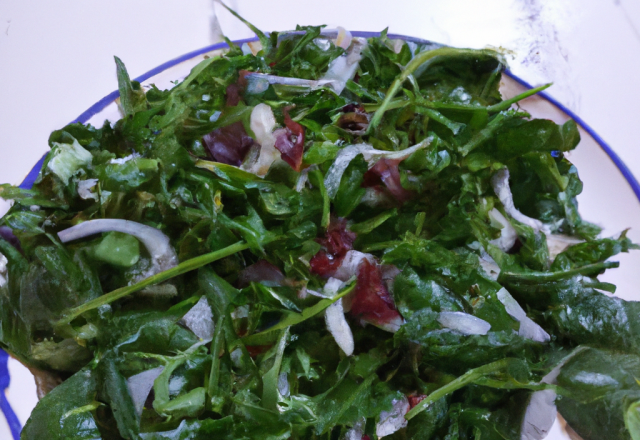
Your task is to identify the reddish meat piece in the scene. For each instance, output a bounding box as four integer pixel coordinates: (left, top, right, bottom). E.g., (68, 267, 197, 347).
(238, 260, 285, 288)
(319, 218, 356, 255)
(309, 250, 343, 278)
(350, 260, 403, 331)
(245, 345, 272, 358)
(408, 394, 427, 408)
(225, 83, 242, 107)
(362, 158, 413, 203)
(274, 107, 305, 171)
(341, 103, 366, 113)
(310, 218, 357, 278)
(202, 81, 255, 165)
(203, 122, 254, 166)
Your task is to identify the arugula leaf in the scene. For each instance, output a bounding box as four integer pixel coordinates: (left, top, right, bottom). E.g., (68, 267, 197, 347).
(115, 56, 147, 117)
(21, 368, 100, 440)
(99, 353, 140, 439)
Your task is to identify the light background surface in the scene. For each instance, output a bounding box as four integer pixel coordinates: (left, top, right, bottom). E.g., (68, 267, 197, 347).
(1, 0, 639, 437)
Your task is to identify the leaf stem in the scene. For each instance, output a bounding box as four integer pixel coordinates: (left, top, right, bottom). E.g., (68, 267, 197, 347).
(458, 111, 508, 156)
(261, 328, 290, 411)
(310, 168, 330, 229)
(349, 209, 397, 234)
(207, 314, 226, 403)
(406, 358, 513, 420)
(498, 261, 619, 284)
(55, 241, 249, 327)
(487, 83, 552, 113)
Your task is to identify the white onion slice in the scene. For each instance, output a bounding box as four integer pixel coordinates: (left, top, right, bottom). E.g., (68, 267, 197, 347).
(334, 26, 353, 50)
(295, 168, 310, 192)
(109, 152, 141, 165)
(0, 253, 7, 287)
(320, 37, 366, 95)
(244, 72, 336, 91)
(376, 396, 409, 437)
(247, 41, 262, 55)
(344, 418, 366, 440)
(324, 140, 430, 199)
(520, 347, 590, 439)
(488, 208, 518, 251)
(438, 311, 491, 335)
(496, 288, 550, 343)
(324, 277, 345, 297)
(545, 234, 583, 261)
(518, 319, 551, 343)
(127, 366, 164, 417)
(58, 219, 178, 279)
(325, 298, 354, 356)
(491, 168, 548, 233)
(179, 296, 214, 341)
(478, 254, 501, 280)
(521, 389, 557, 440)
(242, 103, 279, 177)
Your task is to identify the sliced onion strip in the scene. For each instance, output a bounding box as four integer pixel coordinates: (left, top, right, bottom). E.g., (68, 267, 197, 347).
(58, 219, 178, 277)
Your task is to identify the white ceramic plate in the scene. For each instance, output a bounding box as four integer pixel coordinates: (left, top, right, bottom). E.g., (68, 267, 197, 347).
(3, 33, 639, 440)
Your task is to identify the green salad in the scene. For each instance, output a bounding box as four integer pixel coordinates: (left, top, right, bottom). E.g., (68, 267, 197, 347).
(2, 11, 640, 440)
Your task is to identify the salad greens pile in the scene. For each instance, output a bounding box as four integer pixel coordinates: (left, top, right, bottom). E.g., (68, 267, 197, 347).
(2, 13, 640, 440)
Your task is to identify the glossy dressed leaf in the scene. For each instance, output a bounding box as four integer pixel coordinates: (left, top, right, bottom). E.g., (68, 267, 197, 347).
(21, 368, 101, 440)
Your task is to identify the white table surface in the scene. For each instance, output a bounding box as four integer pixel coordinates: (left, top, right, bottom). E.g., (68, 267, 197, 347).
(1, 0, 639, 437)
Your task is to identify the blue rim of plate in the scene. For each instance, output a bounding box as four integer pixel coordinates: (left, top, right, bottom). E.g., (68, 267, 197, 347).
(5, 31, 640, 439)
